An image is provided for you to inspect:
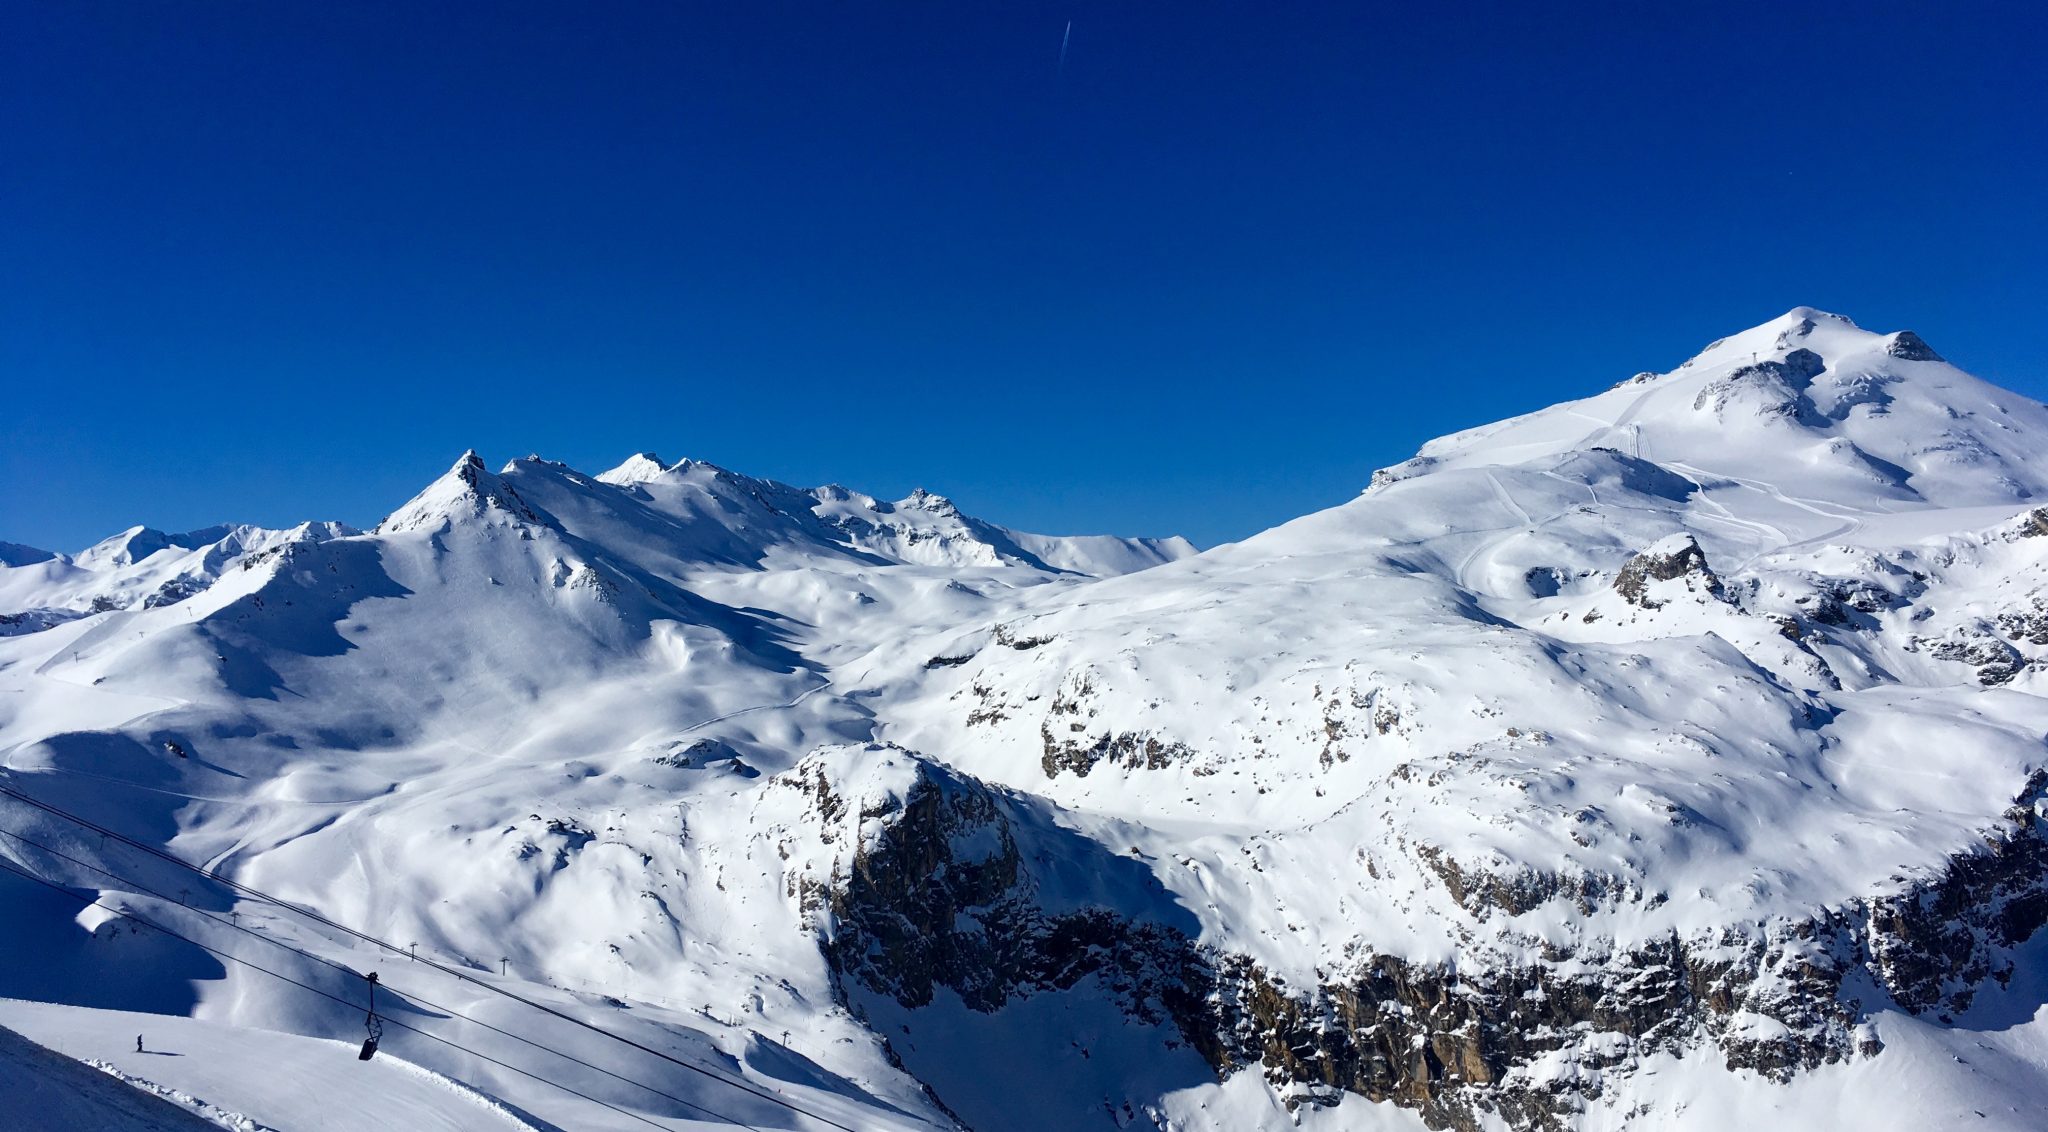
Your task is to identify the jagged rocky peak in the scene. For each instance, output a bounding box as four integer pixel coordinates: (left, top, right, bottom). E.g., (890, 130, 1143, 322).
(376, 449, 542, 533)
(509, 449, 1191, 575)
(898, 487, 961, 518)
(1886, 329, 1944, 362)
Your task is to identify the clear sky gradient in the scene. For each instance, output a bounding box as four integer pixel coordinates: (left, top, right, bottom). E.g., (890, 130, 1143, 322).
(6, 2, 2046, 551)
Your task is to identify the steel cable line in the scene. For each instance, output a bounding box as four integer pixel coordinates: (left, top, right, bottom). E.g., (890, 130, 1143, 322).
(0, 854, 733, 1132)
(0, 783, 872, 1132)
(0, 823, 771, 1131)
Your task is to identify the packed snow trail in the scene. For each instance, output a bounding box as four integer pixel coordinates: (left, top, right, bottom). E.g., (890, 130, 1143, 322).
(0, 1019, 227, 1131)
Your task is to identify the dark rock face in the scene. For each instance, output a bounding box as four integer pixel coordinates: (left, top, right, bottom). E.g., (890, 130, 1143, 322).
(1996, 598, 2048, 646)
(992, 624, 1054, 650)
(143, 575, 207, 609)
(1884, 330, 1944, 363)
(775, 753, 1195, 1016)
(1922, 630, 2030, 686)
(1038, 675, 1192, 778)
(1370, 456, 1440, 490)
(1865, 770, 2048, 1013)
(1180, 924, 1860, 1130)
(1040, 726, 1191, 778)
(0, 608, 87, 637)
(1691, 349, 1830, 423)
(777, 754, 2048, 1132)
(1614, 536, 1725, 609)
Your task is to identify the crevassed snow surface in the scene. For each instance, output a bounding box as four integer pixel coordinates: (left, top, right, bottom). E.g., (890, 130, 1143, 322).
(2, 309, 2046, 1130)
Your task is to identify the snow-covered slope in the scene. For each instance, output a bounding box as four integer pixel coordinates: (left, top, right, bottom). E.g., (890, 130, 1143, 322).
(0, 1017, 224, 1131)
(0, 999, 551, 1132)
(3, 309, 2046, 1131)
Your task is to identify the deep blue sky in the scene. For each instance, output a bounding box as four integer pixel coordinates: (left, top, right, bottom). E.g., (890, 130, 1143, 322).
(6, 2, 2046, 552)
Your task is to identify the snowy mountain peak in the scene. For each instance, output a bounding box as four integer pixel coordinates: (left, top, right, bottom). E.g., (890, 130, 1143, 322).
(1670, 307, 1947, 380)
(1676, 306, 1865, 371)
(1377, 308, 2048, 512)
(71, 524, 253, 570)
(595, 451, 676, 485)
(899, 487, 961, 518)
(0, 520, 354, 631)
(377, 450, 542, 534)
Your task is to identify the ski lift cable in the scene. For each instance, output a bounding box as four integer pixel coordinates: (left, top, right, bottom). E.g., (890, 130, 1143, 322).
(0, 823, 764, 1128)
(0, 783, 866, 1132)
(0, 822, 774, 1132)
(0, 855, 718, 1132)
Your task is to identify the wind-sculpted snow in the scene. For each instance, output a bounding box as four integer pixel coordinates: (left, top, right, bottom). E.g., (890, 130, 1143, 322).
(3, 309, 2048, 1130)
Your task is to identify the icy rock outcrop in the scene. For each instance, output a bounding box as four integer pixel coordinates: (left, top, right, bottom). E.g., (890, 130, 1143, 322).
(761, 746, 1194, 1014)
(1921, 628, 2031, 686)
(1036, 671, 1194, 779)
(1613, 534, 1726, 609)
(769, 750, 2048, 1132)
(1885, 330, 1944, 363)
(1690, 348, 1828, 422)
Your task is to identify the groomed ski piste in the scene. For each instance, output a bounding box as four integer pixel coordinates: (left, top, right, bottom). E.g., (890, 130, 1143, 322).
(4, 309, 2047, 1130)
(0, 998, 543, 1131)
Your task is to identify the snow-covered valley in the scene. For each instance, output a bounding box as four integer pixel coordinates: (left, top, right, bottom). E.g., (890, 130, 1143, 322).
(4, 308, 2047, 1130)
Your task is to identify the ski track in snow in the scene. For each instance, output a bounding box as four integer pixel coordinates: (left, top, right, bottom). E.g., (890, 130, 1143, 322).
(671, 675, 838, 737)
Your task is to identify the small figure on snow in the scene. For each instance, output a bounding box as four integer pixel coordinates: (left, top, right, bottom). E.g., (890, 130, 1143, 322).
(136, 1035, 143, 1053)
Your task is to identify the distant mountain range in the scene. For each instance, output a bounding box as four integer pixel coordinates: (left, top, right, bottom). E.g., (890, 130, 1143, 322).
(3, 309, 2045, 1131)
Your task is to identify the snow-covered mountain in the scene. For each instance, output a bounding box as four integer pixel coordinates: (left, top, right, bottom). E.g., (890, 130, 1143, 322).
(592, 453, 1194, 575)
(0, 522, 356, 637)
(3, 309, 2047, 1131)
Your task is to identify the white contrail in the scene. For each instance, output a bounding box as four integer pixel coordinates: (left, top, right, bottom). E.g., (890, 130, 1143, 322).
(1059, 20, 1072, 70)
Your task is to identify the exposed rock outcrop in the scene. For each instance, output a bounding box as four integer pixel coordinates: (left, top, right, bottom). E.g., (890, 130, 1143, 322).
(1884, 330, 1944, 363)
(1613, 534, 1726, 609)
(766, 748, 2048, 1132)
